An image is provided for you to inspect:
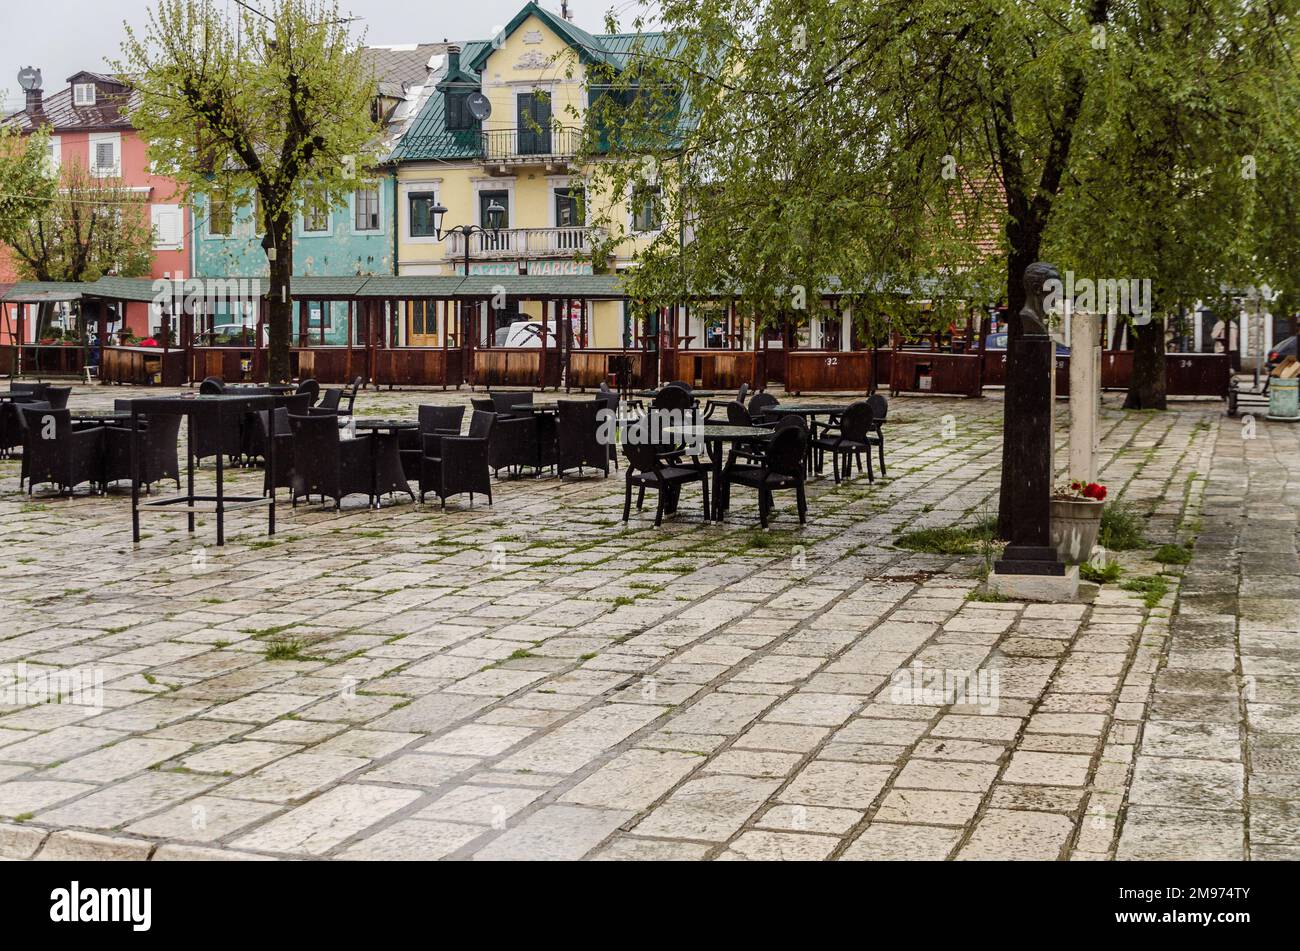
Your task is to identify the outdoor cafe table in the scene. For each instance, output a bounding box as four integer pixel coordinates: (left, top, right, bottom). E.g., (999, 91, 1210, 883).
(127, 393, 275, 547)
(72, 411, 133, 426)
(636, 388, 720, 400)
(350, 419, 416, 508)
(665, 423, 773, 521)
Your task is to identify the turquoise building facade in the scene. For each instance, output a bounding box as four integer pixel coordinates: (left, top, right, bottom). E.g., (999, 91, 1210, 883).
(191, 175, 397, 345)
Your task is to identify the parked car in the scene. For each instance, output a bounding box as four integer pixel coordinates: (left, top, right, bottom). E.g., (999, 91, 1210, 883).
(984, 333, 1072, 357)
(1267, 335, 1296, 373)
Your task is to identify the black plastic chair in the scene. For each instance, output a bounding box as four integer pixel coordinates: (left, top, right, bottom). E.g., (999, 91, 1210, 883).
(812, 399, 875, 483)
(287, 413, 373, 509)
(20, 407, 104, 496)
(103, 413, 182, 492)
(340, 377, 363, 417)
(401, 405, 466, 480)
(296, 378, 321, 407)
(556, 399, 609, 478)
(747, 392, 779, 423)
(653, 385, 695, 412)
(199, 377, 225, 396)
(314, 388, 343, 415)
(420, 410, 494, 508)
(721, 424, 809, 528)
(705, 382, 749, 420)
(622, 439, 709, 527)
(866, 393, 888, 477)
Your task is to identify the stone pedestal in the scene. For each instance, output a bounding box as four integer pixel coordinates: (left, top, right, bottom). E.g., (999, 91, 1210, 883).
(995, 333, 1077, 598)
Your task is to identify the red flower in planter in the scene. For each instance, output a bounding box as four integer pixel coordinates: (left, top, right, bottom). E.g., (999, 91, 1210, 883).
(1083, 482, 1107, 501)
(1057, 478, 1108, 502)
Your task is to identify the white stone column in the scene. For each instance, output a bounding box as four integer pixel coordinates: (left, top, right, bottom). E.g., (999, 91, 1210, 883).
(1069, 311, 1101, 483)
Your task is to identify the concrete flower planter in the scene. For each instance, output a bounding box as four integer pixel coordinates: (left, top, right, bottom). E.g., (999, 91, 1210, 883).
(1051, 497, 1104, 565)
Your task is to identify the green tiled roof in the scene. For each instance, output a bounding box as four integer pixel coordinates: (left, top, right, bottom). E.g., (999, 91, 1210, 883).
(390, 10, 670, 164)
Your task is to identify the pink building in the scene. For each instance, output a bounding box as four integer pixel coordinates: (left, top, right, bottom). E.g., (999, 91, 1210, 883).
(2, 70, 190, 340)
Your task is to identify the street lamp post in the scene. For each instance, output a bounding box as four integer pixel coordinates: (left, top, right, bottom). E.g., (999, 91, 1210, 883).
(429, 200, 505, 349)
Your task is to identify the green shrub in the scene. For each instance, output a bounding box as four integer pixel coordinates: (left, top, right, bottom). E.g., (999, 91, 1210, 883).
(1081, 561, 1122, 584)
(1100, 502, 1146, 551)
(1153, 543, 1192, 565)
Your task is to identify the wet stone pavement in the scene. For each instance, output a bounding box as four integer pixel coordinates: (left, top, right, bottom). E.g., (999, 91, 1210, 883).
(0, 384, 1290, 861)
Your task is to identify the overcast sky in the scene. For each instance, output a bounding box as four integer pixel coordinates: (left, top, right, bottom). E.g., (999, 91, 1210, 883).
(1, 0, 655, 113)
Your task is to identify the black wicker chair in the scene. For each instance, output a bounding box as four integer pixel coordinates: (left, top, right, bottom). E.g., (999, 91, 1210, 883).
(720, 424, 809, 528)
(10, 382, 51, 401)
(296, 378, 321, 406)
(470, 397, 496, 415)
(622, 439, 709, 527)
(556, 399, 609, 478)
(0, 402, 27, 458)
(102, 413, 182, 492)
(44, 386, 72, 410)
(20, 407, 104, 496)
(191, 399, 244, 467)
(594, 391, 620, 470)
(812, 399, 874, 483)
(287, 413, 373, 509)
(401, 405, 466, 480)
(257, 408, 294, 497)
(653, 385, 695, 413)
(245, 394, 310, 463)
(199, 377, 225, 395)
(488, 413, 540, 477)
(10, 401, 51, 484)
(420, 410, 494, 508)
(490, 391, 532, 417)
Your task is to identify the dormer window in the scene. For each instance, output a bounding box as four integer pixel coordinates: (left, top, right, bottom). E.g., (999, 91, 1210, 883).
(445, 92, 472, 132)
(73, 83, 96, 106)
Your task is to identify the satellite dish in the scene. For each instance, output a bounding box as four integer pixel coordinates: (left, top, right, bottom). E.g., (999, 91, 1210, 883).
(17, 67, 42, 92)
(467, 92, 492, 122)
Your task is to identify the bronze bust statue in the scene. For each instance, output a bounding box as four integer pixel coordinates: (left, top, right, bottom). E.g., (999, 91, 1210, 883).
(1020, 262, 1060, 335)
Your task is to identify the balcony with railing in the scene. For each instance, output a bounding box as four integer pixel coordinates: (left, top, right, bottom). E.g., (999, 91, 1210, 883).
(480, 126, 583, 173)
(447, 226, 603, 261)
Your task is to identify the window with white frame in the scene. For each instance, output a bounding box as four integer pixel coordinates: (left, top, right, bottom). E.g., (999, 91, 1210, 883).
(207, 197, 233, 237)
(408, 191, 440, 238)
(302, 196, 330, 234)
(89, 133, 120, 177)
(354, 186, 381, 232)
(631, 184, 661, 233)
(73, 83, 96, 106)
(151, 205, 184, 251)
(44, 136, 61, 177)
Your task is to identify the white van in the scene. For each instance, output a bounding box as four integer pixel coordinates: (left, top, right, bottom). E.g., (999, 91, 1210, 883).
(494, 318, 579, 348)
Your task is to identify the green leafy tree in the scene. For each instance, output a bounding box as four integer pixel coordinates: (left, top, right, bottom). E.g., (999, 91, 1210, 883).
(584, 0, 1299, 534)
(119, 0, 380, 382)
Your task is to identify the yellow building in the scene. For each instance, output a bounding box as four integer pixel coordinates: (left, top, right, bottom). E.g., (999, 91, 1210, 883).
(388, 2, 668, 349)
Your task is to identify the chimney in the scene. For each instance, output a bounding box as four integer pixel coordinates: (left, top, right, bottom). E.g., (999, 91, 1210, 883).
(446, 45, 460, 76)
(19, 66, 43, 115)
(562, 1, 573, 21)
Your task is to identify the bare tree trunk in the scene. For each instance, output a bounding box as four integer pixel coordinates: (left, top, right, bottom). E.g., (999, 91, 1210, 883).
(265, 210, 293, 384)
(1124, 319, 1167, 410)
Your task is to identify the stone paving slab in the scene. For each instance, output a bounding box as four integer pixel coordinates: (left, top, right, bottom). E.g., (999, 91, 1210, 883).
(0, 383, 1280, 860)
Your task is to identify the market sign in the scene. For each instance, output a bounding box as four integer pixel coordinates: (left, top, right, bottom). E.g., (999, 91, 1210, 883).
(526, 260, 594, 276)
(453, 262, 521, 276)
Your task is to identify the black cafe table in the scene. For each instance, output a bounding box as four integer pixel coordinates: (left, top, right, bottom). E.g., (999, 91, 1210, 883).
(665, 423, 773, 521)
(126, 394, 275, 546)
(350, 419, 416, 508)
